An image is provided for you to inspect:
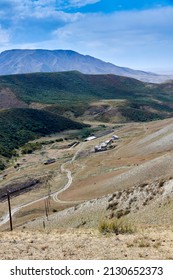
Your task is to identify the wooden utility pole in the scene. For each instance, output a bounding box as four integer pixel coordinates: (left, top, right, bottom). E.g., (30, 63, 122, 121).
(44, 198, 49, 221)
(7, 190, 13, 231)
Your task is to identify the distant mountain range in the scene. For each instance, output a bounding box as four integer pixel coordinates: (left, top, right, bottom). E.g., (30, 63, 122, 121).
(0, 49, 172, 83)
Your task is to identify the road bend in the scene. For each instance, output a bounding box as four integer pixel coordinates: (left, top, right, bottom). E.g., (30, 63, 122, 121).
(52, 141, 85, 202)
(0, 142, 85, 227)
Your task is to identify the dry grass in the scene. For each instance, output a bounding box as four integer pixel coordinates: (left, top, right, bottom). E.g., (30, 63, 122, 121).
(0, 226, 173, 260)
(98, 218, 135, 235)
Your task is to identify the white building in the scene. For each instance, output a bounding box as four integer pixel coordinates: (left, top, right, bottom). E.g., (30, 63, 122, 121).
(112, 135, 119, 140)
(85, 136, 96, 141)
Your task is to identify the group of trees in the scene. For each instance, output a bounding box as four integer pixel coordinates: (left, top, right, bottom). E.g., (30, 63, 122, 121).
(0, 108, 88, 167)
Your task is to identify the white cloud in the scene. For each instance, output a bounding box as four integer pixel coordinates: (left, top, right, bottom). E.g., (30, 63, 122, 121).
(1, 3, 173, 70)
(0, 0, 84, 53)
(0, 0, 99, 20)
(66, 0, 100, 8)
(0, 0, 82, 21)
(0, 25, 10, 44)
(31, 8, 82, 21)
(51, 6, 173, 69)
(56, 0, 100, 9)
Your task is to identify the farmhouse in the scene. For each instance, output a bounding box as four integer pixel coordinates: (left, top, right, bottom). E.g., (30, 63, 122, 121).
(94, 142, 107, 152)
(94, 134, 119, 152)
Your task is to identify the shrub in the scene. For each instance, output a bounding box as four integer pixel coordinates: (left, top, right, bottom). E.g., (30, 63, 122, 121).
(0, 160, 6, 170)
(115, 209, 125, 219)
(158, 179, 165, 188)
(138, 238, 151, 248)
(98, 218, 135, 235)
(21, 142, 42, 154)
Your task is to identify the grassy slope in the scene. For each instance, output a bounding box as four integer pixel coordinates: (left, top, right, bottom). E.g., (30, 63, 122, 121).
(0, 108, 87, 160)
(0, 71, 173, 122)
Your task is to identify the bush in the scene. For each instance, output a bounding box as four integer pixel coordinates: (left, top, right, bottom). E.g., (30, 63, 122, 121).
(98, 218, 135, 235)
(0, 160, 6, 170)
(21, 142, 42, 154)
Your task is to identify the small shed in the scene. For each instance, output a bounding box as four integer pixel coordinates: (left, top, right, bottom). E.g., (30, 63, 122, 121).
(85, 136, 96, 141)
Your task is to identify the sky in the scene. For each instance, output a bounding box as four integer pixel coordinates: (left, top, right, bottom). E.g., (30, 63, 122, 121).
(0, 0, 173, 73)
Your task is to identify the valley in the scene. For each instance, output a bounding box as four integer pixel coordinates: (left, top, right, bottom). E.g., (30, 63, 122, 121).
(1, 71, 173, 259)
(0, 0, 173, 260)
(1, 117, 173, 230)
(1, 117, 173, 259)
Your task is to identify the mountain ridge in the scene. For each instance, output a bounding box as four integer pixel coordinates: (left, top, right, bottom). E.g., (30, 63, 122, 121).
(0, 49, 171, 83)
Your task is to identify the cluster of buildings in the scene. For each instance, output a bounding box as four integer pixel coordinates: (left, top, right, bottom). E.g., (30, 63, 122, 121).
(94, 135, 119, 152)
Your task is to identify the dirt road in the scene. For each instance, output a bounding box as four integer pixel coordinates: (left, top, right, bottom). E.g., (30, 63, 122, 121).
(0, 142, 85, 227)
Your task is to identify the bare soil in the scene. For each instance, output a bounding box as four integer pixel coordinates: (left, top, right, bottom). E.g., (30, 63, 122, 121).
(0, 88, 28, 109)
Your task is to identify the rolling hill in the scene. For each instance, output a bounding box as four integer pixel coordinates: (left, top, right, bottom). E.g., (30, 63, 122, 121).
(0, 71, 173, 122)
(0, 49, 172, 83)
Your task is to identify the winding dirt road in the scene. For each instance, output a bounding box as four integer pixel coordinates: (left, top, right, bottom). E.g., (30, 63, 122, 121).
(0, 142, 85, 227)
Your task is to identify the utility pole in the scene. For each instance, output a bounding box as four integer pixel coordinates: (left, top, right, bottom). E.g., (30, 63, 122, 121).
(7, 190, 13, 231)
(44, 198, 49, 221)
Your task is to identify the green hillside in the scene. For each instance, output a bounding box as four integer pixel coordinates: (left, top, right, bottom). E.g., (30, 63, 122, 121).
(0, 71, 173, 121)
(0, 71, 150, 104)
(0, 108, 87, 161)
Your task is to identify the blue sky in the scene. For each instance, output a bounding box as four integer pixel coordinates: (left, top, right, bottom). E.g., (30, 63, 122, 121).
(0, 0, 173, 73)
